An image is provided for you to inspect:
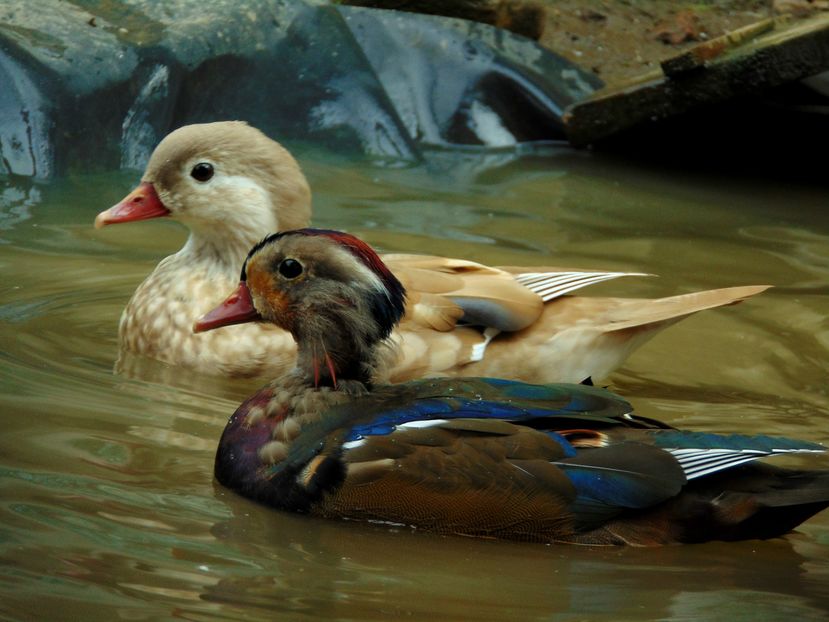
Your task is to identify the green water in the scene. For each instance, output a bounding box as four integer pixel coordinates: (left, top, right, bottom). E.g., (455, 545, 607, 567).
(1, 149, 828, 621)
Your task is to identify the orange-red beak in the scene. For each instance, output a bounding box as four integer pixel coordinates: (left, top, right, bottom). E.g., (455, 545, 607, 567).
(94, 182, 171, 228)
(193, 282, 262, 333)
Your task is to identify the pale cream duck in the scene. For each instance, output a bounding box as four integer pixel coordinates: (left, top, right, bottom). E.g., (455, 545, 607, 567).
(95, 121, 769, 383)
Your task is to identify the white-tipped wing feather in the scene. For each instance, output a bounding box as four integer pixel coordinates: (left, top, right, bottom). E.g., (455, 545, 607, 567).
(667, 446, 824, 480)
(514, 271, 650, 302)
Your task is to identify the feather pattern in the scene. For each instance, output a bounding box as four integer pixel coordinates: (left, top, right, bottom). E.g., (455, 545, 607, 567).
(338, 378, 634, 443)
(215, 373, 829, 544)
(514, 271, 649, 302)
(667, 447, 825, 480)
(650, 431, 825, 480)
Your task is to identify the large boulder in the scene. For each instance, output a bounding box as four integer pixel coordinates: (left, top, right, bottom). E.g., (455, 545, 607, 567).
(0, 0, 601, 179)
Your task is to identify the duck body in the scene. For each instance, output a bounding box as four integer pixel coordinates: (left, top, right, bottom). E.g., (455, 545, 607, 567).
(97, 121, 769, 383)
(215, 375, 829, 545)
(197, 228, 829, 545)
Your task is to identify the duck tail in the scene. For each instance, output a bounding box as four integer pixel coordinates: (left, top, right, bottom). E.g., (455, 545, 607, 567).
(675, 464, 829, 543)
(603, 284, 773, 334)
(694, 465, 829, 541)
(575, 464, 829, 546)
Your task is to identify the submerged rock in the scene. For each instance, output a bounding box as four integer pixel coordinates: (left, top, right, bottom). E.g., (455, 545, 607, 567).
(0, 0, 600, 179)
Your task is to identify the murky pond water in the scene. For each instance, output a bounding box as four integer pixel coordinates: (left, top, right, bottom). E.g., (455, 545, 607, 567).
(1, 147, 828, 621)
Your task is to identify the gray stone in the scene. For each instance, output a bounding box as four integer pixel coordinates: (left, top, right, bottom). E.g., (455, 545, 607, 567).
(0, 0, 600, 179)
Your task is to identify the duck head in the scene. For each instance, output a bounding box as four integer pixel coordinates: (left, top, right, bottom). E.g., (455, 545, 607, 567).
(95, 122, 311, 260)
(195, 229, 406, 387)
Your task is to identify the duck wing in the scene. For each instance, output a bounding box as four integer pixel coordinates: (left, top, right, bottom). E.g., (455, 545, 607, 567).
(383, 253, 644, 333)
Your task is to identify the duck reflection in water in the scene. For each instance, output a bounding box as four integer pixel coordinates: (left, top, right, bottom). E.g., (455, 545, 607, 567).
(207, 492, 829, 619)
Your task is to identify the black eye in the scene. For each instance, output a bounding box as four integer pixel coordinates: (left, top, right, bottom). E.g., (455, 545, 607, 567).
(190, 162, 214, 182)
(278, 258, 303, 279)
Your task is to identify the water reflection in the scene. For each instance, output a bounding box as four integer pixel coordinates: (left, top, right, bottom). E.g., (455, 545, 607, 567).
(740, 225, 829, 293)
(1, 152, 828, 620)
(207, 491, 829, 621)
(0, 183, 40, 241)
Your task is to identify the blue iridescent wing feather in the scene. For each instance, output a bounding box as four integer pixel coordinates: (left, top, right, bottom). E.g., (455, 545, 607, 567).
(343, 378, 634, 443)
(275, 377, 824, 528)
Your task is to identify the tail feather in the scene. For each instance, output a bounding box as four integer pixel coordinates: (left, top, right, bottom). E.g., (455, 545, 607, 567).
(695, 490, 829, 542)
(676, 465, 829, 543)
(715, 465, 829, 508)
(601, 285, 772, 333)
(574, 464, 829, 545)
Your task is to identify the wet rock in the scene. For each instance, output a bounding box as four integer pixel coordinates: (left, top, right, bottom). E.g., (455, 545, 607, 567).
(0, 0, 600, 180)
(340, 8, 597, 148)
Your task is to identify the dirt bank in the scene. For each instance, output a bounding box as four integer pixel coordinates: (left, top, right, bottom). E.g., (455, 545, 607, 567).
(538, 1, 777, 85)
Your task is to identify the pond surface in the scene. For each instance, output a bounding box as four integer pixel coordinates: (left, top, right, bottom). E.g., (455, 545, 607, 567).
(1, 146, 828, 621)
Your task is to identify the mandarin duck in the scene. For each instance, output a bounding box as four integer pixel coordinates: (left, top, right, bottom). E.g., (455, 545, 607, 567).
(95, 121, 768, 383)
(195, 228, 829, 546)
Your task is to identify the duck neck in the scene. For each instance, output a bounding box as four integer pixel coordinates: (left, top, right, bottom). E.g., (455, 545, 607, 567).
(178, 228, 261, 278)
(293, 320, 382, 390)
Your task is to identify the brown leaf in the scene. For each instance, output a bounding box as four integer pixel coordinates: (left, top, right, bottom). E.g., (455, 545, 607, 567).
(651, 10, 702, 45)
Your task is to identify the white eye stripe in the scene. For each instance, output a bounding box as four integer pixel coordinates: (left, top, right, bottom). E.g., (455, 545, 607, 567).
(214, 174, 266, 193)
(182, 172, 278, 232)
(330, 245, 388, 294)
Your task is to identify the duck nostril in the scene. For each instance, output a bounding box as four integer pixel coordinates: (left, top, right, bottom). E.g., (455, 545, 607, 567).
(132, 195, 143, 204)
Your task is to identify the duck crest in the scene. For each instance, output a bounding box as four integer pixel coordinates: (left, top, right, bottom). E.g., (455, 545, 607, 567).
(306, 228, 406, 337)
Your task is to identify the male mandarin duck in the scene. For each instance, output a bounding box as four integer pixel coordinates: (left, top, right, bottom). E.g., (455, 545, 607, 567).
(194, 228, 829, 545)
(95, 121, 769, 383)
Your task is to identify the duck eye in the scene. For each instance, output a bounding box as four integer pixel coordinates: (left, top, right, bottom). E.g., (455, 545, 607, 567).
(190, 162, 214, 182)
(278, 258, 303, 279)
